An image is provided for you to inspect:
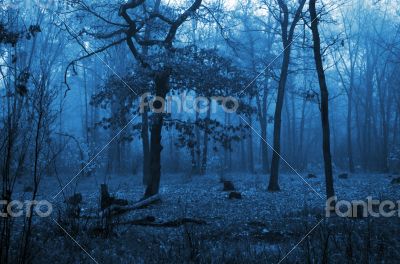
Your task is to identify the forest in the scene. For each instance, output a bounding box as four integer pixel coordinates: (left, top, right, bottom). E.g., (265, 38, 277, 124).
(1, 0, 400, 263)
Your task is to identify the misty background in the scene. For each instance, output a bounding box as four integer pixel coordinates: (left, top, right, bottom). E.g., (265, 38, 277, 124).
(1, 0, 400, 263)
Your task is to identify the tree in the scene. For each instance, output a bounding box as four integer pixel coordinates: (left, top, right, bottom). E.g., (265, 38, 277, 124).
(1, 6, 63, 262)
(66, 0, 203, 197)
(309, 0, 335, 200)
(237, 0, 277, 174)
(268, 0, 306, 191)
(92, 46, 252, 191)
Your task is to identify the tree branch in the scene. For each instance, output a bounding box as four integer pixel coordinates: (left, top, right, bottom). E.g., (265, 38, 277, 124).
(164, 0, 203, 47)
(64, 38, 126, 96)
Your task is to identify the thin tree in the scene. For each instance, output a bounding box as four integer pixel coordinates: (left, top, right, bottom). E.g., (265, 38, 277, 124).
(309, 0, 335, 199)
(268, 0, 306, 191)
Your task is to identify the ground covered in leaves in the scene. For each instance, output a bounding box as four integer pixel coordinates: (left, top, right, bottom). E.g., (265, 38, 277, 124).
(13, 171, 400, 263)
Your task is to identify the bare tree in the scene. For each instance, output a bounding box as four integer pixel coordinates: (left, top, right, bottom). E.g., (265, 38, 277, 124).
(268, 0, 306, 191)
(309, 0, 335, 199)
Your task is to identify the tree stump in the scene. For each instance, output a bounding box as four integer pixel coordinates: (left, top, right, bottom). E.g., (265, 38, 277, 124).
(391, 177, 400, 184)
(100, 184, 128, 210)
(223, 180, 235, 191)
(228, 191, 242, 199)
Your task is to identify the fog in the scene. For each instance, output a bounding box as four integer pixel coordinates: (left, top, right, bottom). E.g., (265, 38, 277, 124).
(1, 0, 400, 263)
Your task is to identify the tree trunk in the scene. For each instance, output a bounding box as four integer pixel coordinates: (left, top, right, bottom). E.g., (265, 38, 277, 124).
(141, 110, 150, 184)
(144, 69, 170, 198)
(200, 107, 210, 174)
(268, 48, 290, 191)
(247, 114, 254, 173)
(363, 51, 375, 171)
(284, 92, 292, 164)
(298, 99, 307, 171)
(309, 0, 335, 200)
(260, 116, 269, 174)
(268, 0, 305, 191)
(291, 91, 297, 167)
(195, 110, 201, 174)
(255, 80, 270, 174)
(347, 75, 355, 173)
(141, 0, 160, 185)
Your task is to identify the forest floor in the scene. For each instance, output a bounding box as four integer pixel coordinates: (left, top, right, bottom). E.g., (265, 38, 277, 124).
(12, 171, 400, 263)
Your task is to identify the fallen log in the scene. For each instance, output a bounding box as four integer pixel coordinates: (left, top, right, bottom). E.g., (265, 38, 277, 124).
(131, 194, 161, 209)
(100, 194, 161, 217)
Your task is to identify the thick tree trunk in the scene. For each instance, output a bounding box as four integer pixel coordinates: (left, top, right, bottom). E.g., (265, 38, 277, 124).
(141, 0, 160, 185)
(144, 69, 170, 198)
(309, 0, 335, 200)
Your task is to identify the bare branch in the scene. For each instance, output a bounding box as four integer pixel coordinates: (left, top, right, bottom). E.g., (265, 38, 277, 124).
(64, 38, 126, 96)
(119, 0, 146, 27)
(77, 1, 129, 27)
(80, 28, 127, 39)
(164, 0, 202, 47)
